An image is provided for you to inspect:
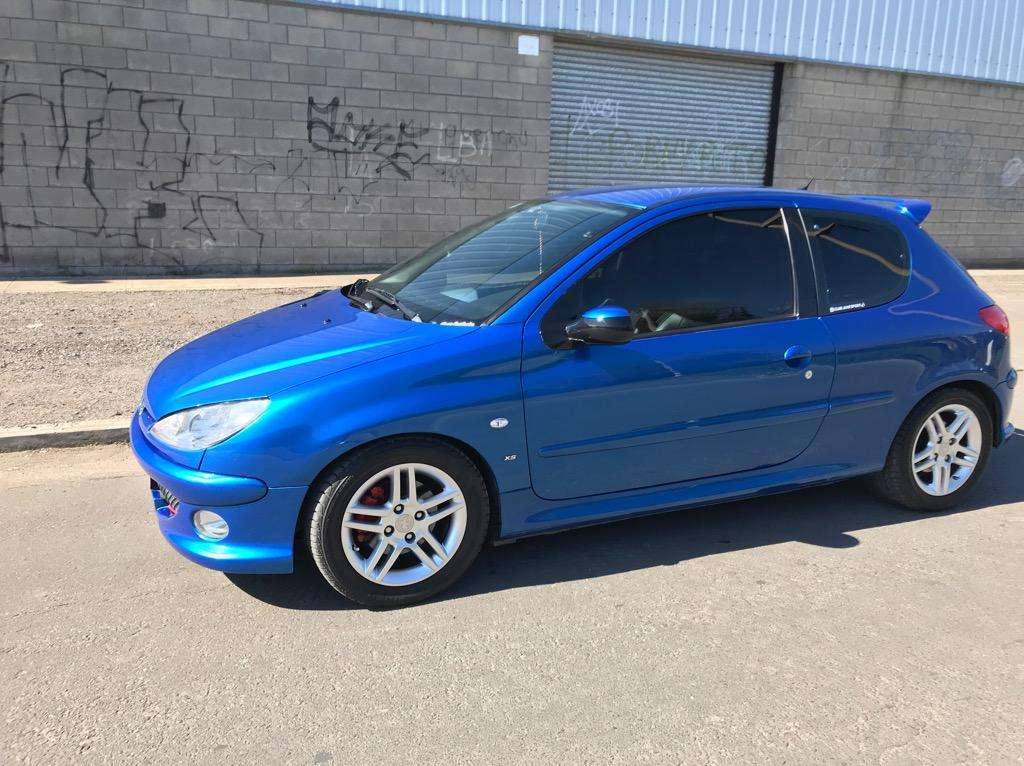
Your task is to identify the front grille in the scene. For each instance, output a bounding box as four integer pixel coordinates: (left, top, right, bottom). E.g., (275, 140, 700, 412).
(151, 480, 180, 518)
(159, 485, 180, 513)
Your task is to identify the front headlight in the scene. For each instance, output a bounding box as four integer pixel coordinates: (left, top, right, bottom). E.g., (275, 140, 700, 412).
(149, 399, 270, 451)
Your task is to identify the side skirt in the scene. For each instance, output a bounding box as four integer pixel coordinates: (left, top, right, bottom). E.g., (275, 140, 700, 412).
(495, 462, 880, 542)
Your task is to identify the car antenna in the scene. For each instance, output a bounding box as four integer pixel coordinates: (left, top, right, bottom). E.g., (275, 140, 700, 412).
(801, 178, 815, 190)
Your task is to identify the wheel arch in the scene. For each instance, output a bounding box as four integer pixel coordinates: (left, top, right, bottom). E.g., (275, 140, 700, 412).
(917, 378, 1004, 446)
(295, 432, 504, 543)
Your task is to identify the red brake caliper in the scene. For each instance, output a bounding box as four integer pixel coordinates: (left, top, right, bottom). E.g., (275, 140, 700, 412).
(352, 483, 388, 545)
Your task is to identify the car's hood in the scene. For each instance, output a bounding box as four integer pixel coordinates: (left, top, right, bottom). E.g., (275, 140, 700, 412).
(144, 290, 475, 418)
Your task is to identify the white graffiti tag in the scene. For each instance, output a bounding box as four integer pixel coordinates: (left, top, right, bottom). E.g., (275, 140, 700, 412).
(569, 95, 621, 136)
(1000, 157, 1024, 187)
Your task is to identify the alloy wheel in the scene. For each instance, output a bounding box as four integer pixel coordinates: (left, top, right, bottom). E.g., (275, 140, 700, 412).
(341, 463, 467, 587)
(911, 404, 983, 497)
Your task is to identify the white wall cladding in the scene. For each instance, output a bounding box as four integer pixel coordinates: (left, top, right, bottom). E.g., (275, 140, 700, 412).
(306, 0, 1024, 85)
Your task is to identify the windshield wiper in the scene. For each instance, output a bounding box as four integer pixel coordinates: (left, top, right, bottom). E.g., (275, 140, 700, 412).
(363, 286, 421, 322)
(345, 278, 370, 297)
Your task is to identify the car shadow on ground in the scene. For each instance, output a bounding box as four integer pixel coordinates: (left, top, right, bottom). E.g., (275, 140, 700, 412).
(226, 430, 1024, 611)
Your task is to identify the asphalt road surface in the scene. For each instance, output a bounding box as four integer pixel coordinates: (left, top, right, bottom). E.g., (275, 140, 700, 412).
(3, 438, 1023, 762)
(3, 273, 1023, 764)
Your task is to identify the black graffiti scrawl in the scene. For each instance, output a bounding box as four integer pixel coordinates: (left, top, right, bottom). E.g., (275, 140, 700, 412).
(307, 96, 431, 181)
(0, 63, 263, 268)
(0, 59, 531, 272)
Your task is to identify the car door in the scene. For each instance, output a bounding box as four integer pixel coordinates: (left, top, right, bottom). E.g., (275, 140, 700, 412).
(521, 206, 837, 501)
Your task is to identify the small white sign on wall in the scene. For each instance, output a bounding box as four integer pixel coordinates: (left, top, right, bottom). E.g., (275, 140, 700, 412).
(517, 34, 540, 56)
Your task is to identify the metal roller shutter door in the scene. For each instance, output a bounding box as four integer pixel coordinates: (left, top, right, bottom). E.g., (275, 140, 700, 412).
(549, 42, 777, 192)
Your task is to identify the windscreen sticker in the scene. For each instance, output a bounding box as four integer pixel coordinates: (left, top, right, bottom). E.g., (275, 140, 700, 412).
(829, 302, 866, 313)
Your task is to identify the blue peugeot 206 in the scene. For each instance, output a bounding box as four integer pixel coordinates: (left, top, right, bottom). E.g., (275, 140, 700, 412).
(131, 186, 1015, 607)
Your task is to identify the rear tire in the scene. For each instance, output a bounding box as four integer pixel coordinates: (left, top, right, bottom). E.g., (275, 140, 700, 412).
(306, 438, 489, 608)
(870, 387, 992, 512)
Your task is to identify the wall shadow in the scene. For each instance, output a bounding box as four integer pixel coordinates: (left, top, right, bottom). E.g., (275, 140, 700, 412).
(227, 429, 1024, 611)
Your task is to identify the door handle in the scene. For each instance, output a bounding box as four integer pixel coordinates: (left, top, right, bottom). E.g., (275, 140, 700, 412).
(783, 345, 813, 369)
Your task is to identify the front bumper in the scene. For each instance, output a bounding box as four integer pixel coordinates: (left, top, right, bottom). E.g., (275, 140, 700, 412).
(130, 412, 306, 574)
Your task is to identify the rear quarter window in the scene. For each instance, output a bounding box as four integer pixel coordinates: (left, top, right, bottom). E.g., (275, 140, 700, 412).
(801, 210, 909, 314)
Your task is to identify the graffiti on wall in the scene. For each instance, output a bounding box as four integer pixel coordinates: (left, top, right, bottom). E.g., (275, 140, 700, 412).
(0, 64, 266, 267)
(0, 63, 530, 269)
(568, 95, 621, 136)
(301, 97, 528, 213)
(557, 96, 769, 183)
(801, 129, 1024, 205)
(1001, 157, 1024, 187)
(809, 130, 980, 195)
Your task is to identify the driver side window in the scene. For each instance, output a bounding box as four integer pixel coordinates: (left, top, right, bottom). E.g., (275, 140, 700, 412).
(541, 208, 797, 346)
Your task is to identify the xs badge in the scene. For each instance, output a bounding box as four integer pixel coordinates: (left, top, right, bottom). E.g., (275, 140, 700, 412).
(504, 454, 517, 461)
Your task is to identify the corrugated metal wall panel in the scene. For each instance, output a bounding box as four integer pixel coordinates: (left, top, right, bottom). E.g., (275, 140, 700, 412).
(548, 42, 775, 191)
(305, 0, 1024, 85)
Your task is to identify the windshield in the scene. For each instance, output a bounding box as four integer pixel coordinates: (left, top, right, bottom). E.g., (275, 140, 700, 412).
(368, 199, 633, 325)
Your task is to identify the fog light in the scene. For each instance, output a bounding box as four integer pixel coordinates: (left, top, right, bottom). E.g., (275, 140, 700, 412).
(193, 510, 229, 541)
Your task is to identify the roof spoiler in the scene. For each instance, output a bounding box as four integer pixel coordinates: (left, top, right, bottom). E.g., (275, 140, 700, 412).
(852, 195, 932, 225)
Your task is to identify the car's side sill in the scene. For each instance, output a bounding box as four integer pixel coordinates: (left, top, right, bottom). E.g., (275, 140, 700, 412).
(496, 461, 877, 541)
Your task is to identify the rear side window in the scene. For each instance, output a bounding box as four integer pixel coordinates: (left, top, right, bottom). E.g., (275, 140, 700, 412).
(802, 211, 908, 314)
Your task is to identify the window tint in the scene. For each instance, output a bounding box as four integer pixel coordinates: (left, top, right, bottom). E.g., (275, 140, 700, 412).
(542, 208, 796, 345)
(801, 211, 908, 313)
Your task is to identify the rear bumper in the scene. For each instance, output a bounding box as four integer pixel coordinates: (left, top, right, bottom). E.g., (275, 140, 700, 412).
(131, 412, 305, 574)
(995, 373, 1016, 447)
(1000, 422, 1016, 443)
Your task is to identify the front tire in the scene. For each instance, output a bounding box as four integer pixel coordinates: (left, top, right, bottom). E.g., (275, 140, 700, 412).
(871, 388, 993, 511)
(307, 438, 489, 607)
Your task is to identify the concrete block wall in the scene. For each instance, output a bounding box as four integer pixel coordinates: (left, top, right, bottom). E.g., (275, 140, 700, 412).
(773, 61, 1024, 266)
(0, 0, 551, 275)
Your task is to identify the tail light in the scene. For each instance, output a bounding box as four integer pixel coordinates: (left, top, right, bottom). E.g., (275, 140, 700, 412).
(979, 305, 1009, 335)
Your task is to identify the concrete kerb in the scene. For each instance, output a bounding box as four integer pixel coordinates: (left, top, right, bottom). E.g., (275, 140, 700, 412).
(0, 420, 132, 453)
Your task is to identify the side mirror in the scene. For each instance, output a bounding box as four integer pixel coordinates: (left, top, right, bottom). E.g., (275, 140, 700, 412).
(565, 305, 633, 345)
